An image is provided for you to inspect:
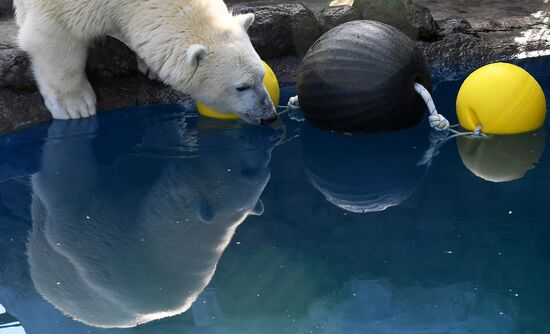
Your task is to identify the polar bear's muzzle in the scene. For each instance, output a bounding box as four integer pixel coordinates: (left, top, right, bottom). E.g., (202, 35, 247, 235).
(259, 95, 278, 125)
(260, 114, 278, 125)
(240, 88, 278, 125)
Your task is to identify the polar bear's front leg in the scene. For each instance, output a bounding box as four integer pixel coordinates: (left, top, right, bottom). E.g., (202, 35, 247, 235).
(19, 27, 96, 119)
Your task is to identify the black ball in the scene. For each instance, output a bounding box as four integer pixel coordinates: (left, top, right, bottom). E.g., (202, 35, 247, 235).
(297, 20, 432, 133)
(302, 123, 429, 213)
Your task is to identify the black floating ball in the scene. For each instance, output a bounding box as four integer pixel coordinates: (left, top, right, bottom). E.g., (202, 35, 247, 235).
(297, 20, 432, 133)
(302, 123, 429, 213)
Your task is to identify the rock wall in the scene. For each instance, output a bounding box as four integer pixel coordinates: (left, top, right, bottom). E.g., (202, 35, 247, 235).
(228, 0, 320, 58)
(0, 0, 13, 17)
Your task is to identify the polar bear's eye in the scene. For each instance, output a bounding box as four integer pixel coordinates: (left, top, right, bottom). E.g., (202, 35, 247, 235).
(236, 85, 251, 92)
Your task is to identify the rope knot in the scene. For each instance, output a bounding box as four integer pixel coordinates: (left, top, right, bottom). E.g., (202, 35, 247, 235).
(413, 82, 450, 131)
(287, 96, 300, 110)
(428, 114, 450, 130)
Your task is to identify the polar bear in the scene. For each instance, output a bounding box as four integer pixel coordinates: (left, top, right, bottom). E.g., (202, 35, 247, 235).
(13, 0, 278, 124)
(27, 114, 278, 328)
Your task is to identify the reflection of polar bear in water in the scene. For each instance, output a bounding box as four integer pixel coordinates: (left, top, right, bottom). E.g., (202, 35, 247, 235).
(27, 116, 278, 328)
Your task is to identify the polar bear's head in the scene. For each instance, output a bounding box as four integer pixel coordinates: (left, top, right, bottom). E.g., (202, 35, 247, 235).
(182, 14, 278, 125)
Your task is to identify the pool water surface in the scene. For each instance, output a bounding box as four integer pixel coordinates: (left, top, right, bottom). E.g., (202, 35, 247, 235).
(1, 59, 550, 333)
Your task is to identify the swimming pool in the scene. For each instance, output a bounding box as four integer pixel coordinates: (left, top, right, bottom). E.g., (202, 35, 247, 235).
(1, 58, 550, 333)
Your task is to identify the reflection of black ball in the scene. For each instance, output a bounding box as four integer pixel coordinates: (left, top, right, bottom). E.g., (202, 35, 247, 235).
(302, 124, 429, 213)
(297, 20, 431, 133)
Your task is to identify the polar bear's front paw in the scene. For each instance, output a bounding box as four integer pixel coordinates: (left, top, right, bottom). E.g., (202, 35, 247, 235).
(42, 80, 97, 120)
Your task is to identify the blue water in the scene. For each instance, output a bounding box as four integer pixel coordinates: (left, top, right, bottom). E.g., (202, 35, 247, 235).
(1, 60, 550, 333)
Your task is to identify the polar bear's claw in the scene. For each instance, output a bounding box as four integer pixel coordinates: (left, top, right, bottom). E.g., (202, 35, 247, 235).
(42, 80, 97, 120)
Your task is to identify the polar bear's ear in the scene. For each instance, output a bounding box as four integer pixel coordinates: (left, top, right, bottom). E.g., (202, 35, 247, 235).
(250, 199, 264, 216)
(186, 44, 209, 67)
(236, 13, 255, 31)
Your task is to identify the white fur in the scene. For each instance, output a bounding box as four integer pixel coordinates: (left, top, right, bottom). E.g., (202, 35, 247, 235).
(28, 119, 274, 328)
(14, 0, 277, 123)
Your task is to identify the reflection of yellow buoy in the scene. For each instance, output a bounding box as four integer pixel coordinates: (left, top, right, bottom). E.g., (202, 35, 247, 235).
(457, 129, 546, 182)
(197, 61, 280, 120)
(456, 63, 546, 134)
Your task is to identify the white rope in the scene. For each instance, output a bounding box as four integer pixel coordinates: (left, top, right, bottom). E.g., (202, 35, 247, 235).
(412, 83, 487, 165)
(279, 90, 487, 166)
(473, 125, 483, 136)
(414, 82, 450, 131)
(282, 91, 484, 138)
(418, 124, 487, 166)
(288, 96, 300, 109)
(277, 95, 301, 118)
(283, 90, 453, 132)
(417, 130, 450, 166)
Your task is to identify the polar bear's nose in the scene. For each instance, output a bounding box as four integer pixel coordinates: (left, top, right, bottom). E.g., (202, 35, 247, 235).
(260, 115, 278, 125)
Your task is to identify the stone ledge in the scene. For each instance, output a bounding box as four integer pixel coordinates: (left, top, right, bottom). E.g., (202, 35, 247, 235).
(0, 77, 189, 134)
(421, 11, 550, 80)
(414, 0, 549, 23)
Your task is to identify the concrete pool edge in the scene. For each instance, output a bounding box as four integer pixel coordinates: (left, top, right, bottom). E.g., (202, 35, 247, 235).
(2, 0, 550, 134)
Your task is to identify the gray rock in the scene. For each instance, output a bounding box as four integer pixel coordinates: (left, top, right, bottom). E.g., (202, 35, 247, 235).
(407, 1, 438, 41)
(418, 33, 497, 81)
(415, 0, 548, 23)
(265, 55, 302, 84)
(420, 10, 550, 82)
(0, 77, 188, 135)
(0, 0, 13, 17)
(228, 0, 320, 58)
(0, 47, 34, 89)
(87, 37, 137, 78)
(0, 87, 50, 134)
(353, 0, 438, 41)
(1, 36, 138, 89)
(318, 5, 361, 34)
(437, 16, 477, 37)
(471, 15, 543, 33)
(0, 18, 17, 46)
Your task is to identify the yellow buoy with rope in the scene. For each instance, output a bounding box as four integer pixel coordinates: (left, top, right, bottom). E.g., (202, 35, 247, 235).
(456, 62, 546, 135)
(196, 61, 280, 120)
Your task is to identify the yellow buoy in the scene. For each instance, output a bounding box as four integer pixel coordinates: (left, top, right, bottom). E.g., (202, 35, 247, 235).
(197, 61, 280, 120)
(456, 62, 546, 135)
(457, 129, 546, 182)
